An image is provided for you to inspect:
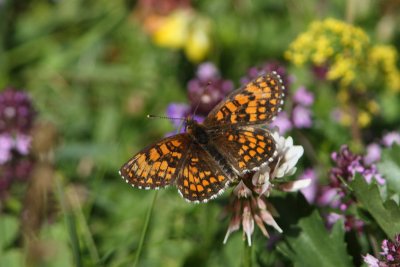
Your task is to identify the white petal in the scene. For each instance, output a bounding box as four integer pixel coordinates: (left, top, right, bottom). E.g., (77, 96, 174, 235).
(278, 179, 312, 192)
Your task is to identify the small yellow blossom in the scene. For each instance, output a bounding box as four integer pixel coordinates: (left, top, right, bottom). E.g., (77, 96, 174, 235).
(340, 112, 352, 127)
(367, 100, 379, 114)
(151, 9, 212, 62)
(368, 45, 400, 92)
(152, 10, 191, 49)
(358, 110, 371, 127)
(286, 18, 370, 87)
(184, 19, 211, 62)
(286, 18, 400, 128)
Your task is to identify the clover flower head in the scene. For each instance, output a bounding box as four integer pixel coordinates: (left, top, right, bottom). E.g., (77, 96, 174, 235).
(224, 131, 307, 246)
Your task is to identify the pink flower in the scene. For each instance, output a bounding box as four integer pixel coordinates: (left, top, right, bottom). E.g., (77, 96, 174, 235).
(293, 86, 314, 106)
(292, 105, 312, 128)
(270, 112, 292, 135)
(0, 134, 13, 164)
(382, 132, 400, 147)
(299, 168, 318, 203)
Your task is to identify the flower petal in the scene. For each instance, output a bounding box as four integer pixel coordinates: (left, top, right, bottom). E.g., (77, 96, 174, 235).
(277, 179, 312, 192)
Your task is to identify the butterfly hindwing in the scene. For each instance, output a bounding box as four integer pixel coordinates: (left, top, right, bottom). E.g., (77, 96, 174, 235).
(203, 72, 285, 128)
(208, 126, 276, 174)
(119, 134, 191, 189)
(176, 142, 230, 203)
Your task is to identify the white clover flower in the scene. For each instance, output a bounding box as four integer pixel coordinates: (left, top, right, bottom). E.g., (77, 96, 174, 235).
(224, 131, 309, 246)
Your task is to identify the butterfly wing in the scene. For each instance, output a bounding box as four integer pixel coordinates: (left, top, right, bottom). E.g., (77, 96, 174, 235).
(119, 134, 191, 189)
(176, 142, 231, 203)
(203, 72, 285, 128)
(208, 126, 276, 174)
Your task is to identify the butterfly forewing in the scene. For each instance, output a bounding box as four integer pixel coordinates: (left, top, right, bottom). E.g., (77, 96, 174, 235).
(208, 126, 276, 174)
(120, 134, 191, 189)
(176, 142, 230, 202)
(203, 72, 285, 128)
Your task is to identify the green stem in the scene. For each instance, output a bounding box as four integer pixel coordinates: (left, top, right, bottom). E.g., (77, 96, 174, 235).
(243, 240, 252, 267)
(132, 191, 158, 267)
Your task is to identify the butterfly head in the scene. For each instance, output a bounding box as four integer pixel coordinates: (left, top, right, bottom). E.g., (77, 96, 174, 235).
(185, 116, 196, 132)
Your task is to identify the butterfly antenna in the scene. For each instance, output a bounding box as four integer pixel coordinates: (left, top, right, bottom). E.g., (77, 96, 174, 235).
(147, 114, 187, 121)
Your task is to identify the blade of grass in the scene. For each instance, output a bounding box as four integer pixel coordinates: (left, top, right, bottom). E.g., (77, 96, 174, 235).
(70, 187, 102, 266)
(132, 191, 158, 267)
(56, 174, 82, 267)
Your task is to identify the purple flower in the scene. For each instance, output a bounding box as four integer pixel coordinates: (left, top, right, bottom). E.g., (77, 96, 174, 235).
(0, 134, 13, 164)
(15, 134, 31, 155)
(363, 254, 379, 267)
(381, 234, 400, 263)
(166, 103, 190, 127)
(316, 187, 340, 207)
(299, 168, 318, 203)
(382, 132, 400, 147)
(270, 111, 292, 135)
(292, 105, 312, 128)
(187, 77, 233, 115)
(364, 143, 382, 165)
(0, 88, 36, 199)
(330, 145, 384, 186)
(293, 86, 314, 106)
(323, 145, 386, 231)
(0, 88, 36, 134)
(311, 64, 329, 80)
(185, 62, 234, 116)
(196, 62, 220, 81)
(363, 234, 400, 266)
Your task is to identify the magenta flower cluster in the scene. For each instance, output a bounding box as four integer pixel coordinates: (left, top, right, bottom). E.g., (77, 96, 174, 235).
(0, 88, 36, 197)
(364, 234, 400, 267)
(299, 145, 384, 232)
(166, 62, 234, 132)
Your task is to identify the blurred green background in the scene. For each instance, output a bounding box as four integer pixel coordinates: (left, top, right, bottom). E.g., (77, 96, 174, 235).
(1, 0, 399, 266)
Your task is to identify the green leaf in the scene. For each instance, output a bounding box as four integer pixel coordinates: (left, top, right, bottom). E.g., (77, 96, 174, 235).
(278, 211, 353, 267)
(0, 215, 19, 250)
(378, 145, 400, 194)
(0, 249, 24, 267)
(351, 174, 400, 238)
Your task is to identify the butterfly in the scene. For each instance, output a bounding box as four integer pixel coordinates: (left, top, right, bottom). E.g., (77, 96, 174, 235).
(119, 71, 285, 203)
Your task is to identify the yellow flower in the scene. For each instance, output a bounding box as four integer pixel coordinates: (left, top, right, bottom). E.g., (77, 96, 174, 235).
(369, 45, 400, 92)
(151, 10, 212, 62)
(152, 10, 191, 49)
(286, 18, 370, 87)
(184, 19, 211, 62)
(357, 110, 371, 127)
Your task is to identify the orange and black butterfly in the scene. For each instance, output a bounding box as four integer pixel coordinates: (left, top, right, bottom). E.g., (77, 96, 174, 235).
(119, 72, 285, 203)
